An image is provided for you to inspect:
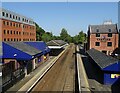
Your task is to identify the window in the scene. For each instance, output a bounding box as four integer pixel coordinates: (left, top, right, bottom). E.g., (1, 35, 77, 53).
(10, 30, 12, 34)
(16, 16, 18, 20)
(10, 14, 12, 18)
(6, 13, 8, 17)
(2, 12, 5, 16)
(19, 32, 21, 35)
(10, 22, 12, 26)
(7, 22, 9, 25)
(14, 31, 16, 34)
(107, 42, 112, 47)
(108, 33, 112, 37)
(11, 38, 13, 41)
(109, 29, 111, 32)
(14, 38, 16, 41)
(4, 38, 6, 41)
(7, 38, 10, 41)
(19, 24, 21, 27)
(96, 29, 99, 32)
(7, 30, 9, 34)
(96, 33, 100, 37)
(13, 23, 15, 27)
(18, 17, 20, 21)
(16, 31, 18, 35)
(13, 15, 15, 19)
(95, 42, 100, 46)
(22, 18, 24, 21)
(3, 21, 5, 25)
(4, 30, 6, 34)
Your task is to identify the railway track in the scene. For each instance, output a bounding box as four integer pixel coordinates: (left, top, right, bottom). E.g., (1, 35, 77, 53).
(30, 44, 76, 92)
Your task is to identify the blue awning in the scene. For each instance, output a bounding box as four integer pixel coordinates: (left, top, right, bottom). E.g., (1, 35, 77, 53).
(25, 42, 50, 55)
(2, 42, 32, 60)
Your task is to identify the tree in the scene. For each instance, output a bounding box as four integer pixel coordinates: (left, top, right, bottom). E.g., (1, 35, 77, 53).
(35, 23, 45, 41)
(60, 28, 69, 41)
(41, 32, 53, 42)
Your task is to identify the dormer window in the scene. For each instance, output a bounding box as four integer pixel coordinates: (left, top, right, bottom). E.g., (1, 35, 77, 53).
(6, 13, 8, 17)
(2, 12, 5, 16)
(13, 15, 15, 19)
(10, 14, 12, 18)
(18, 17, 20, 21)
(22, 18, 24, 21)
(16, 16, 18, 20)
(109, 29, 111, 32)
(96, 29, 99, 32)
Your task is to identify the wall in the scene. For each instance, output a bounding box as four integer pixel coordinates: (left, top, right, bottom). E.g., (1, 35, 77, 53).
(89, 33, 118, 55)
(1, 19, 36, 41)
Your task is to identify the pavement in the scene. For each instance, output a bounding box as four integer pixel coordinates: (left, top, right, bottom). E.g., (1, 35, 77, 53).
(78, 45, 111, 92)
(6, 56, 55, 92)
(76, 45, 91, 92)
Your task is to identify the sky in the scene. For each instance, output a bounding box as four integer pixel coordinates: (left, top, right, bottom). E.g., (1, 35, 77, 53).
(1, 2, 118, 36)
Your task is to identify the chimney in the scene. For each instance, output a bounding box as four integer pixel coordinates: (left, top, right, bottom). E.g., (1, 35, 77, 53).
(103, 20, 112, 25)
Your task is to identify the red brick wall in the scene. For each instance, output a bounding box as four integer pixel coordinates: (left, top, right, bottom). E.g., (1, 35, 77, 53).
(1, 19, 36, 41)
(89, 33, 118, 55)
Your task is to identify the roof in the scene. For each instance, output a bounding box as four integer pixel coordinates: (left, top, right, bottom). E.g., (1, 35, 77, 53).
(2, 42, 32, 60)
(47, 40, 67, 46)
(87, 48, 119, 69)
(0, 8, 35, 26)
(24, 41, 50, 54)
(5, 42, 41, 56)
(89, 24, 118, 34)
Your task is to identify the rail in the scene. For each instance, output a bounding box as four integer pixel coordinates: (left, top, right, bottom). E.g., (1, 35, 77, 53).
(17, 45, 69, 93)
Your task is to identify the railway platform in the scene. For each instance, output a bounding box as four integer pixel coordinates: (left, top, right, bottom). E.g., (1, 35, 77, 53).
(76, 45, 91, 92)
(6, 46, 68, 92)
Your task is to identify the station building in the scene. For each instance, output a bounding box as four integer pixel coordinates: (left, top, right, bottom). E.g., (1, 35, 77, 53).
(1, 41, 50, 91)
(47, 40, 68, 56)
(25, 41, 50, 67)
(0, 8, 36, 42)
(87, 48, 120, 85)
(87, 21, 118, 55)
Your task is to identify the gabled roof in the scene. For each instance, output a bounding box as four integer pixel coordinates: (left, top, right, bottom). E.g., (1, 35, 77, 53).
(89, 24, 118, 34)
(87, 48, 119, 69)
(24, 41, 50, 54)
(5, 42, 41, 55)
(47, 40, 67, 46)
(2, 42, 32, 60)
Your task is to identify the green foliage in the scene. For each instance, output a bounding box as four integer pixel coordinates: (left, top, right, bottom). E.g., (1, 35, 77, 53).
(36, 22, 86, 44)
(35, 23, 45, 41)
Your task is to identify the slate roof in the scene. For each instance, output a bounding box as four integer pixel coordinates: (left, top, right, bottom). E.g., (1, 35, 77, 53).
(89, 24, 118, 34)
(87, 48, 119, 69)
(5, 42, 41, 55)
(47, 40, 67, 46)
(24, 41, 50, 54)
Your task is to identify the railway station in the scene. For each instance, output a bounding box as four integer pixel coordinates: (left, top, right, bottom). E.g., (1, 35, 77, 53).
(1, 41, 50, 91)
(47, 40, 68, 56)
(87, 48, 120, 85)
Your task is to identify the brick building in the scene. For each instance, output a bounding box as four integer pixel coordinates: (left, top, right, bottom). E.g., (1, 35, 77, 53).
(88, 22, 118, 55)
(0, 8, 36, 41)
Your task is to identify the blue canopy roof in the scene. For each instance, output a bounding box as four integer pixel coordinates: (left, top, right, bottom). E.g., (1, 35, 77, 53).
(25, 41, 50, 54)
(2, 42, 32, 60)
